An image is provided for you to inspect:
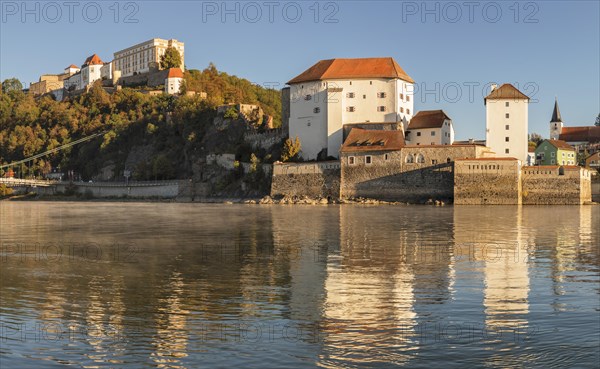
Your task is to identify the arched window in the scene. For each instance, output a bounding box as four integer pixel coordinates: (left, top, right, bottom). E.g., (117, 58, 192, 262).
(406, 154, 414, 163)
(416, 154, 425, 163)
(446, 157, 452, 164)
(559, 166, 565, 175)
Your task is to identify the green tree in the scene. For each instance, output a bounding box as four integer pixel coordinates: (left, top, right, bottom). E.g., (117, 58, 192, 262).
(160, 47, 182, 70)
(595, 113, 599, 126)
(281, 137, 301, 162)
(528, 133, 543, 146)
(2, 78, 23, 93)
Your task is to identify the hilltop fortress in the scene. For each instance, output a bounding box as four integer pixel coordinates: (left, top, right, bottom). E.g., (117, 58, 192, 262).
(273, 57, 593, 205)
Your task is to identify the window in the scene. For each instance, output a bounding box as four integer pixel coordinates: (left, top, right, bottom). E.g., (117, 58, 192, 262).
(400, 93, 404, 99)
(416, 132, 421, 137)
(365, 156, 372, 165)
(432, 159, 438, 165)
(505, 102, 509, 107)
(363, 95, 367, 99)
(551, 152, 555, 157)
(400, 107, 404, 113)
(505, 149, 510, 154)
(431, 131, 436, 136)
(505, 125, 509, 130)
(346, 106, 355, 112)
(505, 137, 510, 142)
(551, 159, 555, 164)
(377, 106, 387, 112)
(347, 92, 355, 98)
(384, 154, 390, 161)
(377, 92, 387, 98)
(304, 95, 312, 101)
(348, 156, 356, 165)
(505, 113, 510, 118)
(313, 107, 320, 113)
(416, 154, 425, 163)
(406, 154, 414, 163)
(349, 81, 352, 85)
(370, 81, 373, 85)
(406, 95, 410, 102)
(407, 109, 411, 114)
(447, 157, 452, 163)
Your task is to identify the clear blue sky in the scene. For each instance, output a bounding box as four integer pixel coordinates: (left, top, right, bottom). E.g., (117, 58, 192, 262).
(1, 0, 598, 140)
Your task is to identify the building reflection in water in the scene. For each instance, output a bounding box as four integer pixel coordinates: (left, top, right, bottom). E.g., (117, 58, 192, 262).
(453, 206, 530, 335)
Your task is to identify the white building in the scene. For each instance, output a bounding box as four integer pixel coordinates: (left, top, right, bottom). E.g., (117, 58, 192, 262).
(165, 68, 184, 95)
(485, 84, 529, 162)
(113, 38, 185, 77)
(405, 110, 454, 145)
(287, 57, 415, 160)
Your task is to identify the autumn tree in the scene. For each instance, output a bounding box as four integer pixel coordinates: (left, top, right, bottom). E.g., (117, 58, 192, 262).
(2, 78, 23, 93)
(160, 47, 182, 69)
(281, 137, 301, 162)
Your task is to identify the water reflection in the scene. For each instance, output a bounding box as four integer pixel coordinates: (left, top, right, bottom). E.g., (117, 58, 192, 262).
(0, 202, 598, 368)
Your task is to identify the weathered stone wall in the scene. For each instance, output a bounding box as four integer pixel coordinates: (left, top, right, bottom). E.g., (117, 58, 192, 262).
(243, 128, 286, 150)
(340, 145, 488, 202)
(454, 159, 522, 205)
(522, 166, 592, 205)
(340, 150, 454, 202)
(119, 69, 169, 88)
(271, 161, 340, 199)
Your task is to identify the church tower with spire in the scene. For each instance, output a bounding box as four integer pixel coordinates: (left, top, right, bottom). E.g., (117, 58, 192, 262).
(550, 98, 563, 140)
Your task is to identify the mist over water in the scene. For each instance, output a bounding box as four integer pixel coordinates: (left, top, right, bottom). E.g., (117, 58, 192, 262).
(1, 202, 598, 368)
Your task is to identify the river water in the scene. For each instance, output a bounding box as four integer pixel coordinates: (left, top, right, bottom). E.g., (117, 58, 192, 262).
(0, 202, 598, 368)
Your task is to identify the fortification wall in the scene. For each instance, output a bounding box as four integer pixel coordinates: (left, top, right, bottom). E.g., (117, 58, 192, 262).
(454, 159, 522, 205)
(522, 166, 592, 205)
(271, 161, 340, 199)
(243, 128, 286, 150)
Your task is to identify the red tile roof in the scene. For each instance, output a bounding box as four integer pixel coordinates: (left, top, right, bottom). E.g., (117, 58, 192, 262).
(288, 57, 414, 84)
(341, 128, 405, 153)
(546, 139, 575, 151)
(559, 126, 600, 143)
(166, 68, 184, 79)
(83, 54, 104, 66)
(67, 64, 79, 69)
(484, 83, 529, 102)
(407, 110, 451, 129)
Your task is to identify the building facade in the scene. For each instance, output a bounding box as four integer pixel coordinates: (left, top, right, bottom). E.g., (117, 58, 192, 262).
(165, 68, 184, 95)
(549, 98, 600, 154)
(64, 54, 107, 91)
(485, 83, 529, 162)
(113, 38, 185, 77)
(405, 110, 454, 146)
(287, 58, 415, 160)
(535, 140, 576, 166)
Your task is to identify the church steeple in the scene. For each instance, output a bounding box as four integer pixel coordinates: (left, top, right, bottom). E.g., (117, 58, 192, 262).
(551, 98, 562, 123)
(549, 98, 563, 140)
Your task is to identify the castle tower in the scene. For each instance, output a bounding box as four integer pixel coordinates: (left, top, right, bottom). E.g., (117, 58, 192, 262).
(485, 83, 530, 162)
(549, 98, 563, 140)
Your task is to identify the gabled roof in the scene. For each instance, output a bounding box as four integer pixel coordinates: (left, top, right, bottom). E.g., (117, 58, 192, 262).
(341, 128, 405, 153)
(559, 126, 600, 143)
(288, 57, 414, 84)
(542, 139, 576, 151)
(67, 64, 79, 69)
(484, 83, 529, 103)
(407, 110, 451, 130)
(551, 98, 562, 122)
(83, 54, 104, 66)
(166, 68, 184, 79)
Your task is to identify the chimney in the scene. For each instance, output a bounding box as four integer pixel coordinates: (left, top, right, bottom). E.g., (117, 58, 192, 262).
(490, 84, 498, 92)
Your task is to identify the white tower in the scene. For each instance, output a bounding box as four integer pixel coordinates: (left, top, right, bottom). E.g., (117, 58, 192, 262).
(549, 98, 563, 140)
(485, 83, 530, 162)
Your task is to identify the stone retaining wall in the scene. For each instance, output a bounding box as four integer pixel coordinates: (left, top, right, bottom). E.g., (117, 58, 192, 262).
(271, 161, 340, 199)
(522, 166, 592, 205)
(454, 159, 522, 205)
